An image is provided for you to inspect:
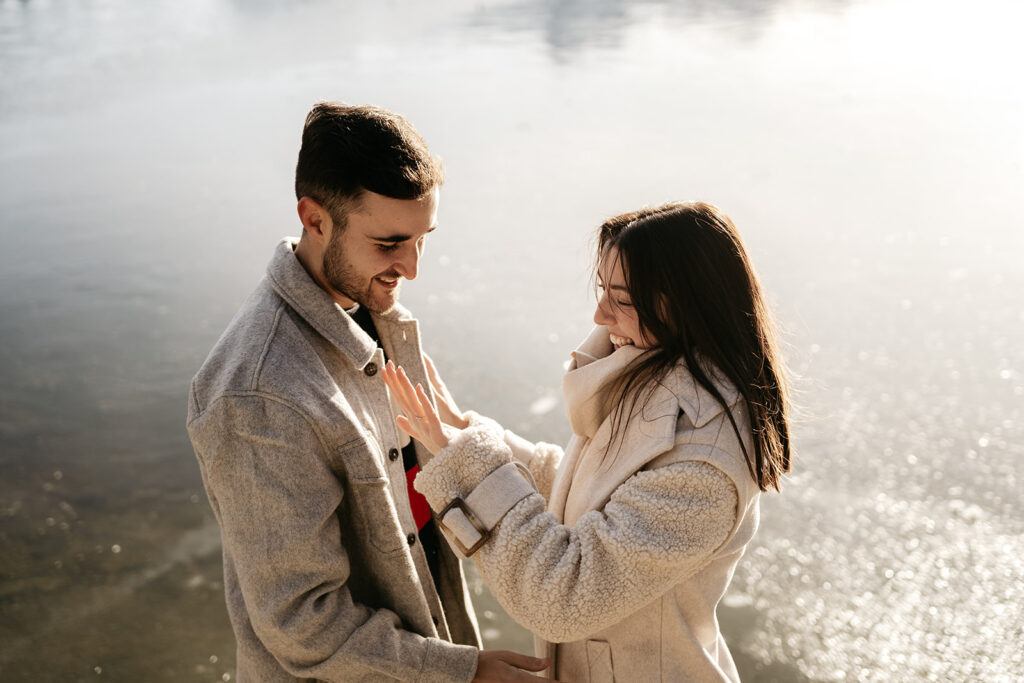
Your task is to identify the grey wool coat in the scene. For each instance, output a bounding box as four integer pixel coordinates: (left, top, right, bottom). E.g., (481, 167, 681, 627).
(187, 239, 481, 682)
(415, 326, 761, 682)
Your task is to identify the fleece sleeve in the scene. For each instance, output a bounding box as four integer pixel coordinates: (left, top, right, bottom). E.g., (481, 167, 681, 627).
(188, 392, 478, 682)
(415, 424, 737, 644)
(463, 411, 564, 500)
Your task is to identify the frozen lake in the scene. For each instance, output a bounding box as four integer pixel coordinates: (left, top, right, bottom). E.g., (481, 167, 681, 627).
(1, 0, 1022, 680)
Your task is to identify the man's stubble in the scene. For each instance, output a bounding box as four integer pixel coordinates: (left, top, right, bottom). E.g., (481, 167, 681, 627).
(322, 229, 400, 314)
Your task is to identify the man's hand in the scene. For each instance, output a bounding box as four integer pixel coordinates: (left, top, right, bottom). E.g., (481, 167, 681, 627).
(473, 650, 552, 682)
(423, 354, 470, 429)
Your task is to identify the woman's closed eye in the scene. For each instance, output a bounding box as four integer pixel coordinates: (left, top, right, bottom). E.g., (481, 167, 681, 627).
(598, 282, 633, 308)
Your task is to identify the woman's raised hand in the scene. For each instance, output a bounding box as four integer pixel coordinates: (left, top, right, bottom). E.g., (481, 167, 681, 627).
(383, 361, 453, 455)
(423, 354, 470, 430)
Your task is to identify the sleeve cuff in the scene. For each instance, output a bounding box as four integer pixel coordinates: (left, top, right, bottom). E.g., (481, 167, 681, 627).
(419, 640, 479, 683)
(415, 423, 514, 509)
(415, 425, 536, 558)
(462, 411, 543, 469)
(464, 410, 506, 436)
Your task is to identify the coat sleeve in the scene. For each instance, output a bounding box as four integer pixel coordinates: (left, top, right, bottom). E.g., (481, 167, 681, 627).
(420, 352, 563, 498)
(414, 425, 738, 644)
(188, 392, 478, 682)
(463, 411, 564, 500)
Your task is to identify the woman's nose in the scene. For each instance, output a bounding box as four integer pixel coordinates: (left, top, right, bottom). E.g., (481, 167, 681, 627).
(593, 295, 613, 326)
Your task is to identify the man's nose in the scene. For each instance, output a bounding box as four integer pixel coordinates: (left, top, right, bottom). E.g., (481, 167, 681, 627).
(393, 242, 420, 280)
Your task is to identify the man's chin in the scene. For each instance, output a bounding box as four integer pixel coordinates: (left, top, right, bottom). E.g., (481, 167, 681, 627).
(370, 301, 397, 315)
(364, 285, 400, 314)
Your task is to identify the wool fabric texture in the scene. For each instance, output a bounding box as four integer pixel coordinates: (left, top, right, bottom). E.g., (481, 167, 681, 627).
(188, 239, 480, 682)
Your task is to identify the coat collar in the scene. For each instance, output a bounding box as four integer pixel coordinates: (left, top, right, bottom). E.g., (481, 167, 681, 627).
(265, 237, 415, 370)
(555, 327, 743, 526)
(562, 327, 644, 439)
(563, 326, 741, 443)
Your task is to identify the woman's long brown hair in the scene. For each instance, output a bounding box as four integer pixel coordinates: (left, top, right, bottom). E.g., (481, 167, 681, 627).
(597, 202, 792, 491)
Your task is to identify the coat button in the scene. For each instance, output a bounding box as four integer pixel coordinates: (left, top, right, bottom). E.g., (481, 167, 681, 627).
(364, 362, 378, 377)
(407, 533, 416, 546)
(432, 616, 439, 626)
(388, 448, 400, 462)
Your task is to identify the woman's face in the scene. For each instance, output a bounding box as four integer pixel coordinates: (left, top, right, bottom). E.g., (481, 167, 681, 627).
(594, 246, 653, 350)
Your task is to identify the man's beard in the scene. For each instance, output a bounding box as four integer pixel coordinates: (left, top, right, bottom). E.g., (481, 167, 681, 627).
(322, 235, 400, 314)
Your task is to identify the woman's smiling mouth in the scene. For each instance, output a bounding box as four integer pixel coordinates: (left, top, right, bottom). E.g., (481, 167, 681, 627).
(609, 333, 634, 348)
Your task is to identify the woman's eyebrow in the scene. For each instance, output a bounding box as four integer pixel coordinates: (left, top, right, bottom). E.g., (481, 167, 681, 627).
(597, 277, 628, 292)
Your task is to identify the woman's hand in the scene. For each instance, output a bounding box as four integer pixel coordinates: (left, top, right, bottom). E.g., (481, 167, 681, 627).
(383, 361, 453, 455)
(423, 354, 470, 429)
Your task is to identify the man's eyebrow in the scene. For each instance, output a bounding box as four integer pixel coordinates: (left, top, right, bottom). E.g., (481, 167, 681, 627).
(371, 226, 438, 243)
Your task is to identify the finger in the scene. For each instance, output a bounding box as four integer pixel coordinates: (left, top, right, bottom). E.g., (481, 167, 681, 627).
(423, 354, 445, 393)
(390, 367, 417, 418)
(496, 652, 550, 672)
(415, 383, 450, 448)
(385, 366, 407, 409)
(413, 382, 432, 419)
(382, 360, 396, 389)
(399, 413, 433, 446)
(383, 363, 407, 407)
(395, 366, 420, 413)
(414, 382, 441, 427)
(424, 359, 459, 417)
(385, 366, 417, 424)
(395, 415, 415, 438)
(422, 353, 437, 380)
(386, 362, 407, 402)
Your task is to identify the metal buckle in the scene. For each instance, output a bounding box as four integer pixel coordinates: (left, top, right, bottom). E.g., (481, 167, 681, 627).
(437, 496, 489, 556)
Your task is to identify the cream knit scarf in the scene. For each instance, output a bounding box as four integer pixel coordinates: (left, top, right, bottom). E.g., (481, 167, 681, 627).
(549, 327, 647, 524)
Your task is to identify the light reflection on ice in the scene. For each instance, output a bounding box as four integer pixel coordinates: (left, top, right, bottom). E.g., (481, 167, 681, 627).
(528, 394, 558, 416)
(733, 485, 1024, 681)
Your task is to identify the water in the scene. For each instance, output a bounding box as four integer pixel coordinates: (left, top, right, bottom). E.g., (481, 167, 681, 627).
(1, 0, 1022, 680)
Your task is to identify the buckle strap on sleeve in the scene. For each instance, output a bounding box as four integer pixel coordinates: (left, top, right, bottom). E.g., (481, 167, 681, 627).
(436, 461, 536, 557)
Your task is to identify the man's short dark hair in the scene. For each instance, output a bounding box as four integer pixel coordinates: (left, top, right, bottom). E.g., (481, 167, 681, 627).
(295, 102, 443, 219)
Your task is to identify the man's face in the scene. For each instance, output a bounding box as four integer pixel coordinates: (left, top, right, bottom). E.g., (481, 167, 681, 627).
(322, 187, 439, 313)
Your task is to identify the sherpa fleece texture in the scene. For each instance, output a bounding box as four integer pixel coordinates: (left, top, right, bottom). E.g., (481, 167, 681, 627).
(462, 412, 563, 498)
(416, 424, 736, 643)
(415, 326, 762, 682)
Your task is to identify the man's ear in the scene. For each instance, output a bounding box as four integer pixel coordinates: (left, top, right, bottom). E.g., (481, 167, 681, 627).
(297, 197, 332, 242)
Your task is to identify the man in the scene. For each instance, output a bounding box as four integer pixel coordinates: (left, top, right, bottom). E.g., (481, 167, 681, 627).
(187, 103, 547, 681)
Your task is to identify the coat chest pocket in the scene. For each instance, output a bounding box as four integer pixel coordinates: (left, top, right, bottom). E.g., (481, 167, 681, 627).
(586, 640, 614, 683)
(337, 438, 404, 554)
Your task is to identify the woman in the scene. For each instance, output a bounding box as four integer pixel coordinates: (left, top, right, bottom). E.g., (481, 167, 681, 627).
(384, 201, 792, 681)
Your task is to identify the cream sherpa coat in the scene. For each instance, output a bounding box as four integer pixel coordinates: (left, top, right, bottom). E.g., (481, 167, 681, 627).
(415, 327, 761, 682)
